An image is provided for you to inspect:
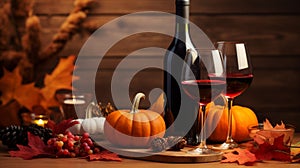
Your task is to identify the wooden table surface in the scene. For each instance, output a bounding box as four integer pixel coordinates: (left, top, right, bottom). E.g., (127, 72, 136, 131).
(1, 134, 299, 168)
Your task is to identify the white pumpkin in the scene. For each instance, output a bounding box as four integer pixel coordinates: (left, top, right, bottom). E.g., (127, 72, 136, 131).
(68, 117, 106, 135)
(68, 102, 106, 135)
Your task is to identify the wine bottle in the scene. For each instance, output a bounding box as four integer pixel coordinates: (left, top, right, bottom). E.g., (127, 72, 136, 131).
(163, 0, 200, 145)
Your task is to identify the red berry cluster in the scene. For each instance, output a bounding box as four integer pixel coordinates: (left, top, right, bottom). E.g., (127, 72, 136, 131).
(47, 131, 101, 158)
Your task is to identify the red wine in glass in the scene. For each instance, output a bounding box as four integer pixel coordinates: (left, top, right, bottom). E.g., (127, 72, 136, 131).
(214, 41, 253, 150)
(181, 48, 226, 155)
(225, 74, 253, 98)
(182, 80, 226, 105)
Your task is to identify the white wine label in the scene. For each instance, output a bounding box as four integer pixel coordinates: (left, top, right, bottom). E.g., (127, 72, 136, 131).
(236, 43, 249, 70)
(212, 50, 223, 75)
(190, 49, 198, 63)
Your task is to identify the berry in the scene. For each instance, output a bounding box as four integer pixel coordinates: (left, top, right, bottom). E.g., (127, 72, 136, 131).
(56, 141, 64, 148)
(46, 131, 101, 158)
(74, 135, 80, 141)
(57, 134, 64, 139)
(86, 139, 94, 147)
(81, 142, 88, 148)
(67, 140, 74, 147)
(63, 149, 70, 156)
(61, 136, 68, 142)
(87, 149, 93, 155)
(84, 146, 91, 152)
(82, 132, 89, 139)
(66, 131, 74, 139)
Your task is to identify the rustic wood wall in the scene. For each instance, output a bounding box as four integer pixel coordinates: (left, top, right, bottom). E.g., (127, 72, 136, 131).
(33, 0, 300, 131)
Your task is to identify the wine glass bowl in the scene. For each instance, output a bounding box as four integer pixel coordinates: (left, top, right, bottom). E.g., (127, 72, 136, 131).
(215, 41, 253, 149)
(181, 48, 226, 155)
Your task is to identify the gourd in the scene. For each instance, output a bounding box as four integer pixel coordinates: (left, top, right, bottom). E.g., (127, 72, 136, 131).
(206, 105, 258, 142)
(68, 102, 105, 135)
(104, 93, 166, 148)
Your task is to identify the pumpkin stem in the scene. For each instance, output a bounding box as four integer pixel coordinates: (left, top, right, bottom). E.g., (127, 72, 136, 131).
(85, 102, 102, 118)
(130, 93, 145, 114)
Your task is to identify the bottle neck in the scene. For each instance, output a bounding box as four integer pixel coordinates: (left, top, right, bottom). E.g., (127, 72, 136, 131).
(174, 2, 191, 41)
(176, 2, 189, 21)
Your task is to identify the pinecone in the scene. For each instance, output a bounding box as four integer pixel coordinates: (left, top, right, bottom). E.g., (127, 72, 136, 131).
(151, 137, 168, 152)
(167, 136, 187, 151)
(26, 124, 53, 143)
(150, 136, 187, 152)
(0, 125, 27, 148)
(0, 124, 52, 149)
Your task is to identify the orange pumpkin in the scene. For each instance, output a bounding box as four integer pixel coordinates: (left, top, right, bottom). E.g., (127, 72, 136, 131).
(206, 105, 258, 142)
(104, 93, 166, 148)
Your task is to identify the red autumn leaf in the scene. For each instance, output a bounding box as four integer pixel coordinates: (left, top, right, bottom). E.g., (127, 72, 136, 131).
(88, 150, 122, 161)
(253, 134, 291, 162)
(46, 118, 79, 135)
(221, 148, 257, 165)
(9, 132, 54, 160)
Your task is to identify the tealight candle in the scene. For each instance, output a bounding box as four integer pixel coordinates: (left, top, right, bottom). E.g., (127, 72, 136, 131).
(62, 97, 87, 119)
(63, 98, 86, 105)
(33, 115, 48, 127)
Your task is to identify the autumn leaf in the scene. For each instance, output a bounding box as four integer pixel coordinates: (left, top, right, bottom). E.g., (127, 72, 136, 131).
(9, 132, 54, 160)
(88, 150, 122, 161)
(253, 135, 291, 162)
(0, 67, 42, 110)
(221, 148, 257, 165)
(46, 118, 79, 135)
(41, 55, 79, 107)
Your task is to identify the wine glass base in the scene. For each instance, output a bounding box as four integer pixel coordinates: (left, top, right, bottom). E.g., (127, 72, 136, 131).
(187, 147, 222, 155)
(213, 141, 239, 150)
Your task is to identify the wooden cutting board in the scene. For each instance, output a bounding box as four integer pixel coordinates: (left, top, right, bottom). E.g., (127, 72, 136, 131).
(98, 141, 223, 163)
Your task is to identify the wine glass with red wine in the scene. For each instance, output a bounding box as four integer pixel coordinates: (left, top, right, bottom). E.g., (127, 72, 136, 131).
(181, 49, 226, 155)
(215, 41, 253, 149)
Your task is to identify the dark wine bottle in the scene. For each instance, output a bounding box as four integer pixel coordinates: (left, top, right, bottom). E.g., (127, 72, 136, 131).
(163, 0, 200, 145)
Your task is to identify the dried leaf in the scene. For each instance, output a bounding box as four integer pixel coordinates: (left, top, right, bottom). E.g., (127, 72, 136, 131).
(46, 119, 79, 135)
(41, 55, 79, 107)
(222, 148, 256, 165)
(88, 150, 122, 161)
(255, 119, 293, 145)
(0, 67, 42, 110)
(9, 132, 54, 160)
(253, 135, 291, 162)
(263, 119, 285, 130)
(274, 121, 285, 129)
(263, 119, 274, 130)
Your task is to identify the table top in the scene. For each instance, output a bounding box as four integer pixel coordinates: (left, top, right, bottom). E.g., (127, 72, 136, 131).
(1, 133, 299, 168)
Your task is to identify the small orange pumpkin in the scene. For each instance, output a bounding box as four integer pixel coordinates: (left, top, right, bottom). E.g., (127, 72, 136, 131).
(206, 105, 258, 142)
(104, 93, 166, 148)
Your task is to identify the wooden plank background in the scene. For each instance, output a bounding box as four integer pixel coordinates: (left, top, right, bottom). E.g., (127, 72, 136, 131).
(32, 0, 300, 130)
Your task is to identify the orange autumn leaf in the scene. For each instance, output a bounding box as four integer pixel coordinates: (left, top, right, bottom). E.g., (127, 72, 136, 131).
(41, 55, 79, 105)
(222, 148, 257, 165)
(0, 67, 41, 110)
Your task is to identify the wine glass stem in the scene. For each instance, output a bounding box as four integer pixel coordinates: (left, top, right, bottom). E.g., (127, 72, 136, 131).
(199, 105, 207, 149)
(225, 98, 234, 143)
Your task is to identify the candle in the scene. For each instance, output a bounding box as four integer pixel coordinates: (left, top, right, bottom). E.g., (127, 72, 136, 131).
(62, 98, 87, 119)
(33, 115, 48, 127)
(63, 98, 85, 105)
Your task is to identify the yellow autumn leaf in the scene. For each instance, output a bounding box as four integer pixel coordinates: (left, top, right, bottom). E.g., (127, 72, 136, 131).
(0, 67, 42, 110)
(41, 55, 79, 104)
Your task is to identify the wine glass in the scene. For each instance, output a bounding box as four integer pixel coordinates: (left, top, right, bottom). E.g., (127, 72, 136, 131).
(181, 48, 226, 155)
(216, 41, 253, 149)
